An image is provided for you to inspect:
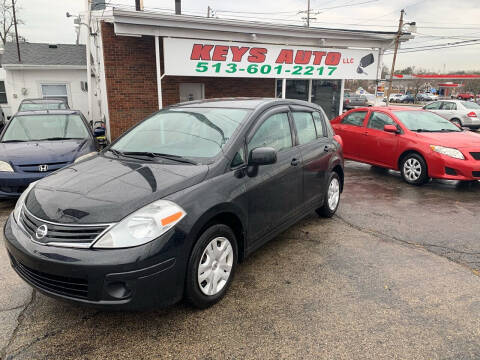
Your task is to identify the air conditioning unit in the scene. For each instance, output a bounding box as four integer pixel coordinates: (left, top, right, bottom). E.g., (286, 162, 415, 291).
(80, 81, 88, 92)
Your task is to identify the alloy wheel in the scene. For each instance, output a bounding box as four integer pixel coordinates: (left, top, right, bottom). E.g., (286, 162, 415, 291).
(197, 237, 233, 296)
(328, 177, 340, 210)
(403, 158, 422, 181)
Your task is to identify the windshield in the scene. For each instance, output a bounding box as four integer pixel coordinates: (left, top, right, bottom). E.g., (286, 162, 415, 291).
(462, 101, 480, 110)
(111, 108, 250, 159)
(18, 102, 68, 111)
(394, 111, 461, 132)
(1, 114, 90, 142)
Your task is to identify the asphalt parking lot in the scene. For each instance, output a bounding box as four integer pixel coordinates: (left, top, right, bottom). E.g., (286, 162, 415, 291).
(1, 161, 480, 360)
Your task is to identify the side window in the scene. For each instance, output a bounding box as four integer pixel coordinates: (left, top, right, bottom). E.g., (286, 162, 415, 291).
(248, 113, 292, 152)
(367, 112, 396, 130)
(231, 148, 245, 168)
(425, 101, 441, 110)
(441, 102, 456, 110)
(312, 111, 326, 137)
(292, 112, 317, 145)
(341, 111, 367, 127)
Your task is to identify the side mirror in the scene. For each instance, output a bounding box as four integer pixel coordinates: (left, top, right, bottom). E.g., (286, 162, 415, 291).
(249, 147, 277, 165)
(384, 124, 399, 133)
(93, 127, 106, 137)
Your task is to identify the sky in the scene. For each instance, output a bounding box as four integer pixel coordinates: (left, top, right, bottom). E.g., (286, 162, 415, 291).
(16, 0, 480, 73)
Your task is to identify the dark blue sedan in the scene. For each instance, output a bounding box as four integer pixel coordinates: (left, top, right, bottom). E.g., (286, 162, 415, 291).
(0, 110, 98, 198)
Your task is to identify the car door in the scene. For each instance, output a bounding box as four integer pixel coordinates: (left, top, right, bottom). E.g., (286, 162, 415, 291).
(333, 110, 369, 161)
(363, 111, 401, 167)
(290, 106, 333, 208)
(245, 106, 303, 243)
(439, 101, 457, 120)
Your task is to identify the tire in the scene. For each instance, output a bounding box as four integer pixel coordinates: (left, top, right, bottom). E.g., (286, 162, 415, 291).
(400, 153, 428, 185)
(185, 224, 238, 309)
(450, 118, 462, 127)
(316, 172, 341, 218)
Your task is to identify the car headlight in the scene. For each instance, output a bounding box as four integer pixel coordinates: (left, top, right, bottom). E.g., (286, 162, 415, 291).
(13, 181, 37, 224)
(430, 145, 465, 160)
(0, 160, 14, 172)
(74, 152, 97, 163)
(92, 200, 186, 249)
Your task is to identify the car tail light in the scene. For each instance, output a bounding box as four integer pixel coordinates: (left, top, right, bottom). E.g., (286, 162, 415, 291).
(467, 112, 477, 118)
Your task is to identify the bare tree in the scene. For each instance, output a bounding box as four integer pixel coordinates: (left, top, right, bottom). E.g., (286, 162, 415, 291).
(0, 0, 23, 45)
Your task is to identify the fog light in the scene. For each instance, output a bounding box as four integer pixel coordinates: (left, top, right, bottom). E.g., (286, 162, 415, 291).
(105, 281, 132, 299)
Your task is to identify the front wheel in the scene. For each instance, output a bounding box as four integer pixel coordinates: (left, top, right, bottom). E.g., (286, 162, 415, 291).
(185, 224, 238, 309)
(316, 172, 341, 218)
(400, 154, 428, 185)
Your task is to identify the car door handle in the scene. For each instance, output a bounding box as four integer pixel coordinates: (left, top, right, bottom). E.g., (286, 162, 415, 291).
(291, 158, 300, 166)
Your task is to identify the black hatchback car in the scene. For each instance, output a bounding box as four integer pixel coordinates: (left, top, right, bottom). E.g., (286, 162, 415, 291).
(4, 98, 344, 310)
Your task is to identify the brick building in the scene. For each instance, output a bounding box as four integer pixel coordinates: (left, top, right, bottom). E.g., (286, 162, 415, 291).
(87, 9, 411, 140)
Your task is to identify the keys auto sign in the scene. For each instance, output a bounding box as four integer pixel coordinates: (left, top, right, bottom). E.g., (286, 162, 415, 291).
(163, 38, 379, 80)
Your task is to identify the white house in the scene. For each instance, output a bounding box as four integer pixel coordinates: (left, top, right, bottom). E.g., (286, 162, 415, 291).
(2, 42, 89, 118)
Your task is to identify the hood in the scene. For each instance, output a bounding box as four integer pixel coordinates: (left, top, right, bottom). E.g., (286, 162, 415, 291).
(25, 155, 209, 224)
(414, 131, 480, 149)
(0, 139, 89, 165)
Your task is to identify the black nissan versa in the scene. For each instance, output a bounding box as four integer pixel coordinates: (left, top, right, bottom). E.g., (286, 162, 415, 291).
(4, 98, 344, 310)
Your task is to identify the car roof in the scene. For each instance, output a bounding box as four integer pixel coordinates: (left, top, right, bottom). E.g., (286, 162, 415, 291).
(349, 106, 422, 112)
(169, 97, 317, 110)
(20, 98, 67, 104)
(14, 109, 83, 116)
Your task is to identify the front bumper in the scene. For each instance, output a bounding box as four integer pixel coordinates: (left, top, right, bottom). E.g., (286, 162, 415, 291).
(4, 214, 187, 310)
(0, 172, 48, 198)
(427, 151, 480, 181)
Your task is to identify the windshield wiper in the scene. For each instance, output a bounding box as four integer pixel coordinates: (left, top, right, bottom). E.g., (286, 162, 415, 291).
(412, 129, 432, 132)
(122, 151, 198, 165)
(1, 139, 27, 143)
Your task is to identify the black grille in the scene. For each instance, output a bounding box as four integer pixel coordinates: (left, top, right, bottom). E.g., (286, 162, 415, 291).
(470, 152, 480, 160)
(445, 167, 457, 176)
(16, 161, 69, 173)
(20, 207, 110, 247)
(473, 171, 480, 177)
(11, 256, 88, 299)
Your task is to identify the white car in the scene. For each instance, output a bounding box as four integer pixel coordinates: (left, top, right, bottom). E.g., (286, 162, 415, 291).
(388, 93, 404, 103)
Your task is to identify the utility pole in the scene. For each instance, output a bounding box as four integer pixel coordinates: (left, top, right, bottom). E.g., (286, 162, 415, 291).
(207, 5, 211, 18)
(386, 9, 404, 106)
(11, 0, 20, 62)
(307, 0, 310, 27)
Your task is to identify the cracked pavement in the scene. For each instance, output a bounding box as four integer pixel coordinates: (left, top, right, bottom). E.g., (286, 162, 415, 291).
(1, 161, 480, 359)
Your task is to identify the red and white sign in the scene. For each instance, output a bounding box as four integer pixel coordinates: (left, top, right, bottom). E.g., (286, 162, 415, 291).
(163, 38, 379, 80)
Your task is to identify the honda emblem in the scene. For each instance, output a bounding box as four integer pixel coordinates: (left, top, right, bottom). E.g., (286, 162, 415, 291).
(38, 164, 48, 172)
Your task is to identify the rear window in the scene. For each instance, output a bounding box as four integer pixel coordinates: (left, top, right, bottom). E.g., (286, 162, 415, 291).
(462, 102, 480, 110)
(341, 111, 367, 127)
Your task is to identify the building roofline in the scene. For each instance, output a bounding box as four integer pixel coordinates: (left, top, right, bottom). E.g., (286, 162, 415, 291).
(2, 64, 87, 70)
(101, 8, 412, 50)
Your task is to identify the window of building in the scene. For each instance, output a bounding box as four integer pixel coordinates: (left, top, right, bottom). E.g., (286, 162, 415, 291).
(41, 84, 68, 105)
(248, 113, 292, 152)
(0, 81, 7, 104)
(341, 111, 367, 126)
(292, 112, 317, 145)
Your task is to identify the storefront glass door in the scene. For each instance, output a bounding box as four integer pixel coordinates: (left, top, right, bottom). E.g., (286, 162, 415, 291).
(276, 79, 341, 120)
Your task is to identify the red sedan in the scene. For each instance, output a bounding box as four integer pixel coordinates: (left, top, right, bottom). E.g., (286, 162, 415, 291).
(331, 106, 480, 185)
